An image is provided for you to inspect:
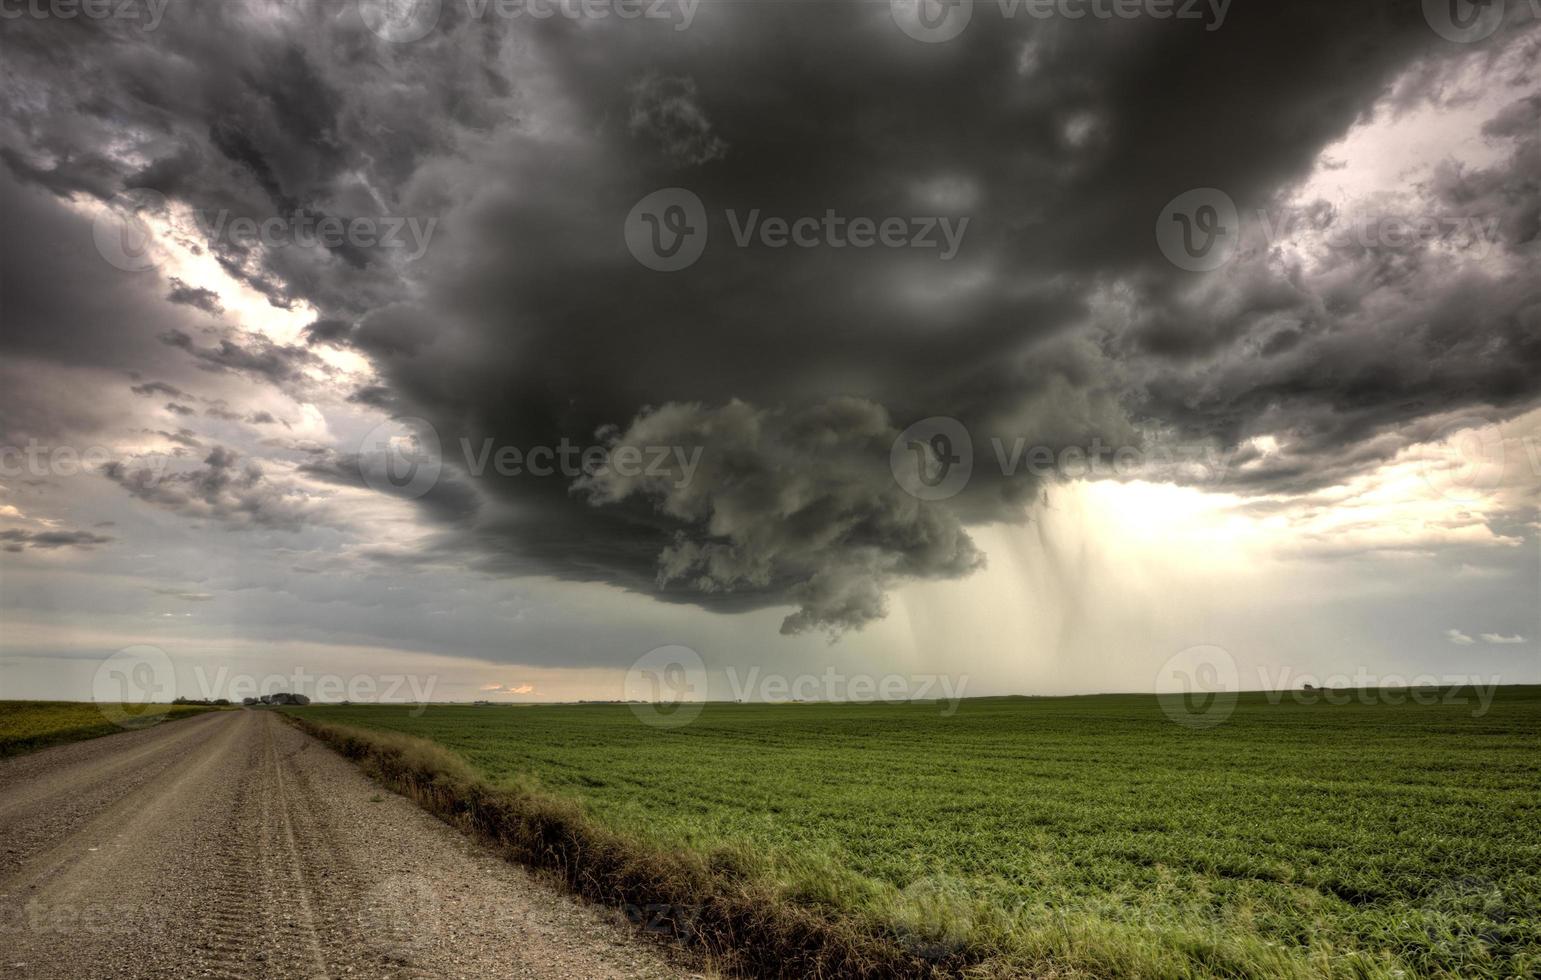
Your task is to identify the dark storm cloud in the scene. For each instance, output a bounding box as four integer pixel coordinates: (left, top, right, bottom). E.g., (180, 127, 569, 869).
(158, 328, 321, 387)
(346, 385, 396, 409)
(155, 428, 203, 449)
(577, 398, 984, 634)
(302, 319, 354, 346)
(627, 73, 728, 166)
(165, 277, 224, 314)
(2, 2, 1538, 632)
(0, 529, 114, 551)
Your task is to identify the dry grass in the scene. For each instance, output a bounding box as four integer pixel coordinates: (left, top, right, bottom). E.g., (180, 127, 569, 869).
(290, 716, 974, 979)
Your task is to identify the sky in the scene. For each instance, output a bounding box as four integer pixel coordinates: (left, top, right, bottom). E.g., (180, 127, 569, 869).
(0, 0, 1538, 705)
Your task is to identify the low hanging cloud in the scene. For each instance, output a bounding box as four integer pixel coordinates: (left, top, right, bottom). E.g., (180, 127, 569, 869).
(154, 588, 216, 602)
(480, 682, 537, 695)
(577, 398, 986, 635)
(1449, 629, 1528, 646)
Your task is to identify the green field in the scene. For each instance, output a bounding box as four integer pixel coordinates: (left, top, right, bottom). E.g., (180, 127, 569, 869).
(291, 690, 1541, 978)
(0, 700, 219, 757)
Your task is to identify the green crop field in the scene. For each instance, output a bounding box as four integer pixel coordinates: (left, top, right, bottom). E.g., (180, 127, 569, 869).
(0, 700, 219, 757)
(291, 690, 1541, 978)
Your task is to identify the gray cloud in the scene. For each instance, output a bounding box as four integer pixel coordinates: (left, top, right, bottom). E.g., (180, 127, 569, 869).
(165, 277, 224, 314)
(628, 73, 728, 166)
(102, 446, 321, 531)
(1, 2, 1537, 635)
(0, 528, 114, 552)
(154, 588, 216, 601)
(577, 399, 984, 635)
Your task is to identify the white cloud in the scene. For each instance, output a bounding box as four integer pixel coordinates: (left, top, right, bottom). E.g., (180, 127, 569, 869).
(1480, 633, 1526, 644)
(1447, 629, 1475, 645)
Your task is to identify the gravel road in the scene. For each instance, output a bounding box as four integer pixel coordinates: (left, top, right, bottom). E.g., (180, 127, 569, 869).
(0, 709, 699, 980)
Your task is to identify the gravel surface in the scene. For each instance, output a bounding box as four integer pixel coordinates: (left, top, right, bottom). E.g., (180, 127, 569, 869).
(0, 709, 702, 979)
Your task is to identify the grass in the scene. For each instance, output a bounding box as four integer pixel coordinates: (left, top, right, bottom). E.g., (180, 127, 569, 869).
(286, 689, 1541, 978)
(0, 700, 221, 757)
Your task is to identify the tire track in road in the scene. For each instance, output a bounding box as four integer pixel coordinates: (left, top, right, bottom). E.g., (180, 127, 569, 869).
(259, 716, 331, 980)
(193, 724, 275, 980)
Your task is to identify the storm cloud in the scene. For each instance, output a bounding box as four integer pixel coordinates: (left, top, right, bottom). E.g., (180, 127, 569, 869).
(2, 0, 1538, 634)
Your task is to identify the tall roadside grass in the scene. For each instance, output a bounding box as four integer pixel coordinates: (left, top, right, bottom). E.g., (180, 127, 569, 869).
(288, 715, 1436, 980)
(289, 716, 960, 978)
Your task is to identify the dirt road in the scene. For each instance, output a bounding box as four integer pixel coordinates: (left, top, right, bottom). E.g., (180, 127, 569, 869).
(0, 709, 696, 979)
